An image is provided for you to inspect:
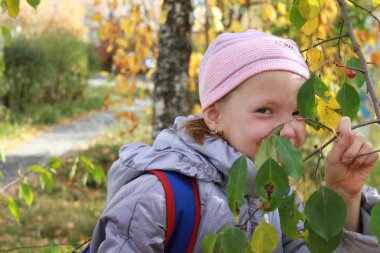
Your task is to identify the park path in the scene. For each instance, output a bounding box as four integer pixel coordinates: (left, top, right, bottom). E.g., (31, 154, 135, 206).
(0, 76, 153, 190)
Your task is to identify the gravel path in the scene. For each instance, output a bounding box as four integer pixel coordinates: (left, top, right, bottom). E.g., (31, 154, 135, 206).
(0, 98, 152, 189)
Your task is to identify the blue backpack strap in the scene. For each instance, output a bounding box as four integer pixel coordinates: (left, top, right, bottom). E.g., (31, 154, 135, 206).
(81, 244, 90, 253)
(148, 170, 201, 253)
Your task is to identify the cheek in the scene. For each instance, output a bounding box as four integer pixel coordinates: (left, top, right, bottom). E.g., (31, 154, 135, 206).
(295, 122, 306, 148)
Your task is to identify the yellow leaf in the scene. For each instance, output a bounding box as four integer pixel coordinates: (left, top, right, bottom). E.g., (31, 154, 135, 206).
(189, 78, 197, 92)
(211, 6, 223, 20)
(299, 0, 321, 20)
(302, 17, 318, 35)
(372, 0, 380, 7)
(229, 20, 242, 32)
(262, 3, 277, 22)
(191, 104, 202, 115)
(106, 45, 113, 53)
(277, 2, 287, 15)
(307, 47, 324, 71)
(99, 71, 110, 77)
(377, 80, 380, 98)
(159, 5, 169, 25)
(213, 19, 224, 32)
(117, 38, 128, 48)
(316, 95, 342, 136)
(250, 220, 279, 253)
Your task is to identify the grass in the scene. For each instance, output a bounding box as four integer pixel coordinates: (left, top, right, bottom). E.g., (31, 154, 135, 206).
(0, 107, 152, 252)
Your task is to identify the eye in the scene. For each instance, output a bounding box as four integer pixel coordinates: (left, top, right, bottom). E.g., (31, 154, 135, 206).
(292, 110, 300, 116)
(257, 108, 272, 114)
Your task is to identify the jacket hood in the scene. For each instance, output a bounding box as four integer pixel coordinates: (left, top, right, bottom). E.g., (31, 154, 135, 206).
(107, 115, 257, 202)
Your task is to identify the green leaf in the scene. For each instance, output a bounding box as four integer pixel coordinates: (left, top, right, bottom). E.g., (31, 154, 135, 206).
(279, 192, 302, 240)
(80, 155, 93, 168)
(305, 227, 342, 253)
(92, 165, 105, 185)
(7, 197, 20, 223)
(1, 26, 11, 47)
(82, 173, 89, 185)
(275, 137, 304, 180)
(201, 232, 218, 253)
(20, 182, 33, 207)
(255, 136, 277, 170)
(346, 58, 365, 89)
(336, 82, 360, 120)
(370, 201, 380, 245)
(304, 186, 347, 240)
(249, 220, 279, 253)
(313, 75, 329, 101)
(221, 227, 248, 253)
(297, 74, 317, 119)
(69, 157, 79, 180)
(255, 159, 289, 211)
(227, 155, 248, 220)
(41, 172, 53, 192)
(49, 157, 64, 170)
(26, 0, 40, 8)
(1, 0, 7, 12)
(28, 165, 49, 174)
(289, 0, 307, 29)
(298, 0, 321, 20)
(0, 140, 5, 162)
(6, 0, 19, 18)
(0, 170, 3, 178)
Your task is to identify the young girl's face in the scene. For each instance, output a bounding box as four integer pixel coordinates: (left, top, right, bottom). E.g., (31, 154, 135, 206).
(216, 71, 306, 161)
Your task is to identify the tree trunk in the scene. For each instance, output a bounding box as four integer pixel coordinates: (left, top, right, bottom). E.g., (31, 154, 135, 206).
(153, 0, 192, 138)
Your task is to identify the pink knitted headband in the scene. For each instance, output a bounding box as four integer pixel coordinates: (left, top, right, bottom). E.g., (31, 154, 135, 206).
(199, 29, 310, 111)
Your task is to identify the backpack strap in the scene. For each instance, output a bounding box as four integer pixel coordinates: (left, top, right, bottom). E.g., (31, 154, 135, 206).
(148, 170, 201, 253)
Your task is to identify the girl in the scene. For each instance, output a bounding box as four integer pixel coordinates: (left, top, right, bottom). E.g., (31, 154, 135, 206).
(89, 30, 379, 252)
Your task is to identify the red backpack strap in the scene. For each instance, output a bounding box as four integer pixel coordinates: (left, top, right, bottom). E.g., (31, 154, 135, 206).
(147, 170, 176, 246)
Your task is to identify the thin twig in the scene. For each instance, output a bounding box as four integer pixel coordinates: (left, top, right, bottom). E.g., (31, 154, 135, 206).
(240, 205, 261, 230)
(337, 19, 345, 59)
(339, 149, 380, 163)
(346, 0, 380, 25)
(300, 33, 349, 53)
(70, 238, 91, 253)
(337, 0, 380, 118)
(303, 118, 380, 162)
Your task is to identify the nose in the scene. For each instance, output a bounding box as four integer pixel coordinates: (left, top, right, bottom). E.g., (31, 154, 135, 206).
(279, 121, 296, 144)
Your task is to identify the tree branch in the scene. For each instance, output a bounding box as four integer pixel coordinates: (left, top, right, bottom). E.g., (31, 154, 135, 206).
(346, 0, 380, 26)
(339, 149, 380, 163)
(300, 33, 349, 53)
(303, 118, 380, 162)
(337, 0, 380, 119)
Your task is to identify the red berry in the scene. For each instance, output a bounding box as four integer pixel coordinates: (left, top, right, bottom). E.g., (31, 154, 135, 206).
(346, 70, 356, 78)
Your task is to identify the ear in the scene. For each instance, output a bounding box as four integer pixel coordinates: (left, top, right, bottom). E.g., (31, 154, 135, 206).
(203, 103, 221, 130)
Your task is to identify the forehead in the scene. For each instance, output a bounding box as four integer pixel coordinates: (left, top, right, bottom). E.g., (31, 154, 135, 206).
(234, 71, 305, 96)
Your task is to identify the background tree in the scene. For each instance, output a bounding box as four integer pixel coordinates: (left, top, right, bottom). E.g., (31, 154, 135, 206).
(153, 0, 192, 137)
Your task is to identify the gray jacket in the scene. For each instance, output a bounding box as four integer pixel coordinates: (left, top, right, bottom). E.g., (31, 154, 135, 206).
(90, 116, 380, 252)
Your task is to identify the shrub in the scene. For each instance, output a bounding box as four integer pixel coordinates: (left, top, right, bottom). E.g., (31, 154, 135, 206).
(2, 36, 49, 112)
(1, 29, 92, 112)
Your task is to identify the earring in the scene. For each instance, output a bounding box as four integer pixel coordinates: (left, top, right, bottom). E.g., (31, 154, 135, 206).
(210, 128, 222, 135)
